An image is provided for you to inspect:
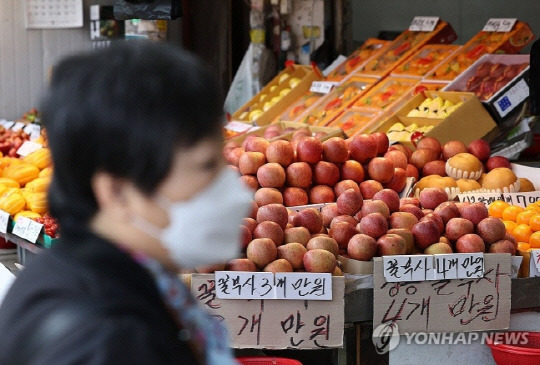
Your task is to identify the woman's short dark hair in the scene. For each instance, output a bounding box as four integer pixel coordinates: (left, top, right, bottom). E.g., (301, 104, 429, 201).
(41, 41, 224, 228)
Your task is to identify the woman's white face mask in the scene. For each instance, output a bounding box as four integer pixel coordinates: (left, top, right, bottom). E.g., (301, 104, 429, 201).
(131, 167, 253, 269)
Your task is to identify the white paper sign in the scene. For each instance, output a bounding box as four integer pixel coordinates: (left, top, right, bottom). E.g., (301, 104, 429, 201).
(409, 16, 440, 32)
(2, 121, 15, 130)
(275, 273, 332, 300)
(383, 255, 435, 282)
(310, 81, 337, 94)
(0, 210, 10, 234)
(494, 79, 530, 118)
(11, 122, 25, 132)
(16, 141, 43, 157)
(23, 124, 41, 141)
(458, 191, 540, 208)
(483, 18, 517, 32)
(434, 253, 484, 280)
(25, 0, 83, 29)
(12, 216, 43, 243)
(530, 250, 540, 277)
(511, 255, 523, 279)
(215, 272, 274, 299)
(25, 220, 43, 243)
(224, 121, 255, 133)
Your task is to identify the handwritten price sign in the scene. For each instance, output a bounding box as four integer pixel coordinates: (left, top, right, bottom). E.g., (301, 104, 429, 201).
(192, 274, 344, 349)
(409, 16, 440, 32)
(483, 18, 517, 32)
(458, 192, 540, 208)
(0, 210, 10, 234)
(12, 216, 43, 243)
(374, 254, 511, 334)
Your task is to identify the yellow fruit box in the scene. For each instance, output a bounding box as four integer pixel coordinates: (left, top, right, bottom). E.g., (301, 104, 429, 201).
(231, 63, 323, 126)
(357, 20, 457, 78)
(376, 91, 498, 149)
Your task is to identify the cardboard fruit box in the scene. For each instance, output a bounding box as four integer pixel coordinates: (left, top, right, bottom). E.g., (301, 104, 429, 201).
(443, 54, 530, 123)
(427, 21, 534, 82)
(358, 20, 457, 78)
(376, 91, 498, 148)
(231, 64, 322, 126)
(325, 38, 391, 83)
(391, 44, 461, 79)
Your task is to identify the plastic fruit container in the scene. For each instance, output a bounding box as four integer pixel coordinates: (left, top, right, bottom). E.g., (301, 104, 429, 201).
(486, 331, 540, 365)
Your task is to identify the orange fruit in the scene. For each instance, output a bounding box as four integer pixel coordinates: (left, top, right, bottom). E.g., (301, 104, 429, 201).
(530, 232, 540, 249)
(529, 214, 540, 232)
(513, 224, 533, 243)
(516, 210, 535, 225)
(517, 242, 530, 251)
(488, 200, 510, 218)
(502, 205, 525, 222)
(503, 220, 518, 235)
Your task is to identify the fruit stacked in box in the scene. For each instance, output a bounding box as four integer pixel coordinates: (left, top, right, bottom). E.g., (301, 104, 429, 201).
(219, 128, 536, 274)
(300, 76, 378, 126)
(352, 77, 419, 112)
(359, 21, 457, 77)
(273, 91, 325, 123)
(391, 44, 461, 78)
(427, 21, 534, 81)
(325, 38, 390, 83)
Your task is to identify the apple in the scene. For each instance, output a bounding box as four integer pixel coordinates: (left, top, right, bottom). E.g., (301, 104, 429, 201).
(245, 136, 270, 154)
(468, 139, 490, 162)
(360, 200, 390, 219)
(238, 151, 266, 175)
(313, 161, 340, 186)
(486, 156, 511, 171)
(389, 212, 418, 230)
(359, 180, 383, 199)
(256, 203, 289, 229)
(455, 233, 485, 253)
(422, 160, 447, 177)
(226, 147, 245, 166)
(433, 201, 460, 224)
(371, 132, 390, 156)
(263, 259, 293, 273)
(329, 221, 358, 249)
(254, 221, 284, 246)
(257, 163, 286, 188)
(309, 185, 335, 204)
(265, 140, 294, 167)
(359, 212, 388, 239)
(340, 160, 365, 183)
(334, 180, 360, 197)
(416, 137, 441, 155)
(306, 235, 339, 258)
(277, 243, 307, 269)
(488, 239, 516, 255)
(349, 134, 377, 163)
(303, 249, 336, 273)
(283, 226, 311, 246)
(254, 188, 283, 206)
(347, 234, 377, 261)
(411, 220, 440, 250)
(321, 203, 340, 228)
(322, 137, 349, 163)
(372, 188, 400, 213)
(387, 228, 415, 254)
(405, 164, 419, 180)
(367, 157, 394, 183)
(459, 202, 489, 226)
(410, 148, 439, 170)
(424, 242, 453, 254)
(242, 217, 258, 234)
(419, 187, 448, 210)
(286, 162, 312, 188)
(377, 234, 406, 256)
(476, 217, 507, 244)
(383, 150, 408, 169)
(246, 238, 278, 268)
(296, 137, 323, 164)
(442, 140, 467, 161)
(226, 258, 257, 272)
(283, 187, 308, 207)
(420, 213, 444, 233)
(399, 204, 424, 220)
(293, 208, 323, 234)
(383, 167, 407, 193)
(337, 188, 364, 216)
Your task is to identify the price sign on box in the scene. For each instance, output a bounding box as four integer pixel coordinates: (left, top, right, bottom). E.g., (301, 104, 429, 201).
(12, 216, 43, 243)
(16, 141, 43, 157)
(495, 79, 530, 118)
(24, 124, 41, 141)
(192, 274, 344, 349)
(11, 122, 25, 132)
(383, 255, 435, 282)
(373, 254, 511, 334)
(310, 81, 337, 94)
(458, 191, 540, 208)
(215, 272, 274, 300)
(2, 121, 15, 130)
(530, 250, 540, 277)
(483, 18, 517, 32)
(274, 273, 332, 300)
(434, 253, 484, 280)
(0, 210, 10, 234)
(409, 16, 440, 32)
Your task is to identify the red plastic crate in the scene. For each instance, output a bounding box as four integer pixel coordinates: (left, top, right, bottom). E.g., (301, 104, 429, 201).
(236, 357, 302, 365)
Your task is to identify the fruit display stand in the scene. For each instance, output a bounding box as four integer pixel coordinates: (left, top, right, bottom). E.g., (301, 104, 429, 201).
(390, 44, 461, 79)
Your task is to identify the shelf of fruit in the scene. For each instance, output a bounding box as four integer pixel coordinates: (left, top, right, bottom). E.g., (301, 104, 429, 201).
(220, 124, 539, 276)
